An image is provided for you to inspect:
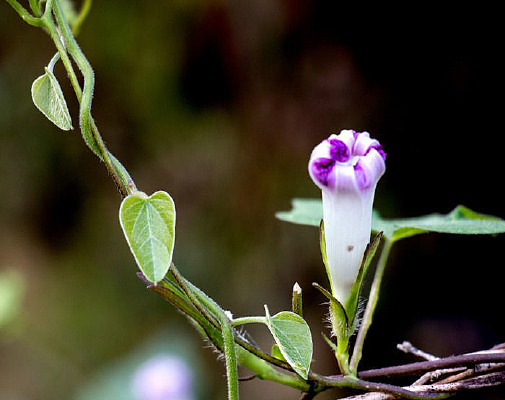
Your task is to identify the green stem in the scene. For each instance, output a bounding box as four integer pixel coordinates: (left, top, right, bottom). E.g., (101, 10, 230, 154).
(49, 0, 132, 196)
(6, 0, 42, 26)
(51, 3, 103, 155)
(28, 0, 41, 16)
(235, 346, 311, 392)
(232, 316, 267, 327)
(349, 237, 394, 374)
(170, 265, 239, 400)
(9, 0, 135, 196)
(46, 52, 60, 72)
(43, 20, 83, 102)
(292, 282, 303, 317)
(150, 278, 310, 392)
(221, 311, 240, 400)
(329, 300, 351, 376)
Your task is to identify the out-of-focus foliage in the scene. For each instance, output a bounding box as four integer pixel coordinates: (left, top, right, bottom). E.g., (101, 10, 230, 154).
(0, 270, 25, 330)
(73, 328, 204, 400)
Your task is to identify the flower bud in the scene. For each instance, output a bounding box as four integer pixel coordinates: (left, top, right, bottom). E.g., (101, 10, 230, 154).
(308, 130, 386, 304)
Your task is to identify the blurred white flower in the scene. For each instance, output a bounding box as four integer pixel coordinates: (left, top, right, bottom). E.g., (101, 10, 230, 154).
(131, 355, 194, 400)
(308, 130, 386, 304)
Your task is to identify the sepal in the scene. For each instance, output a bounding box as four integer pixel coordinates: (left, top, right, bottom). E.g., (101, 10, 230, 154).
(344, 231, 383, 332)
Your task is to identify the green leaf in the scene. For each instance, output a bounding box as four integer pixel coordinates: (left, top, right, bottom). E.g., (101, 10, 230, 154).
(345, 232, 382, 330)
(374, 205, 505, 241)
(31, 67, 73, 130)
(0, 270, 25, 329)
(264, 306, 313, 379)
(319, 221, 332, 289)
(119, 191, 176, 283)
(60, 0, 79, 27)
(277, 199, 505, 241)
(275, 198, 323, 227)
(271, 344, 287, 362)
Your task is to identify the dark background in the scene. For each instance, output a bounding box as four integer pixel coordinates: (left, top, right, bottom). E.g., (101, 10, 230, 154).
(1, 1, 503, 399)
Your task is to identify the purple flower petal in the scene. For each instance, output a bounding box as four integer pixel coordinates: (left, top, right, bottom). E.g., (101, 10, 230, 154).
(353, 159, 371, 190)
(310, 157, 335, 187)
(329, 139, 351, 162)
(367, 144, 387, 161)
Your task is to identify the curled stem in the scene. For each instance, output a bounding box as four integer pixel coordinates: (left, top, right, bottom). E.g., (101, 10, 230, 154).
(35, 0, 135, 196)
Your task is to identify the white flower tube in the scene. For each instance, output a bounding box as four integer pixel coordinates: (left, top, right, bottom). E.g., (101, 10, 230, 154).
(308, 130, 386, 304)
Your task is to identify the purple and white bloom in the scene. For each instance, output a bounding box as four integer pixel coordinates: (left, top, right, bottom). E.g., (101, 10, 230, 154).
(131, 355, 194, 400)
(308, 130, 386, 304)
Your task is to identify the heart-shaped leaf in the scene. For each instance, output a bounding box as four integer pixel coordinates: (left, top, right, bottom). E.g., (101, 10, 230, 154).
(119, 191, 176, 283)
(31, 67, 73, 131)
(264, 306, 313, 379)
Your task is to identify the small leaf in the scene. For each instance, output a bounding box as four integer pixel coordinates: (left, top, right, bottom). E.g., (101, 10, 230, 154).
(271, 344, 287, 362)
(119, 191, 176, 283)
(264, 306, 313, 379)
(31, 67, 73, 130)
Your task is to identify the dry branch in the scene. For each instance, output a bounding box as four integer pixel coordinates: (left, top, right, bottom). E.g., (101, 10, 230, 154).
(337, 343, 505, 399)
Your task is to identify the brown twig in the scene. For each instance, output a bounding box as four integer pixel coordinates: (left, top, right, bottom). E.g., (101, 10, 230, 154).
(357, 351, 505, 380)
(334, 343, 505, 400)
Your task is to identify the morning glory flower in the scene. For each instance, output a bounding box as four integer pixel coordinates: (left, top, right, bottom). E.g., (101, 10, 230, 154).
(308, 130, 386, 304)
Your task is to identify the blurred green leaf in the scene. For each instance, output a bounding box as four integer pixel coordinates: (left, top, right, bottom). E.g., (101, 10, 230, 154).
(277, 199, 505, 241)
(264, 306, 312, 379)
(60, 0, 79, 27)
(0, 270, 25, 330)
(120, 191, 176, 283)
(73, 328, 201, 400)
(31, 67, 73, 130)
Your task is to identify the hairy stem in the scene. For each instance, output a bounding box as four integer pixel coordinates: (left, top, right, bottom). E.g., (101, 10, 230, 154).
(170, 265, 239, 400)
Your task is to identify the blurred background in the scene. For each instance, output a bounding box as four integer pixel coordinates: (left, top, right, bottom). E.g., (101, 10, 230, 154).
(1, 1, 504, 399)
